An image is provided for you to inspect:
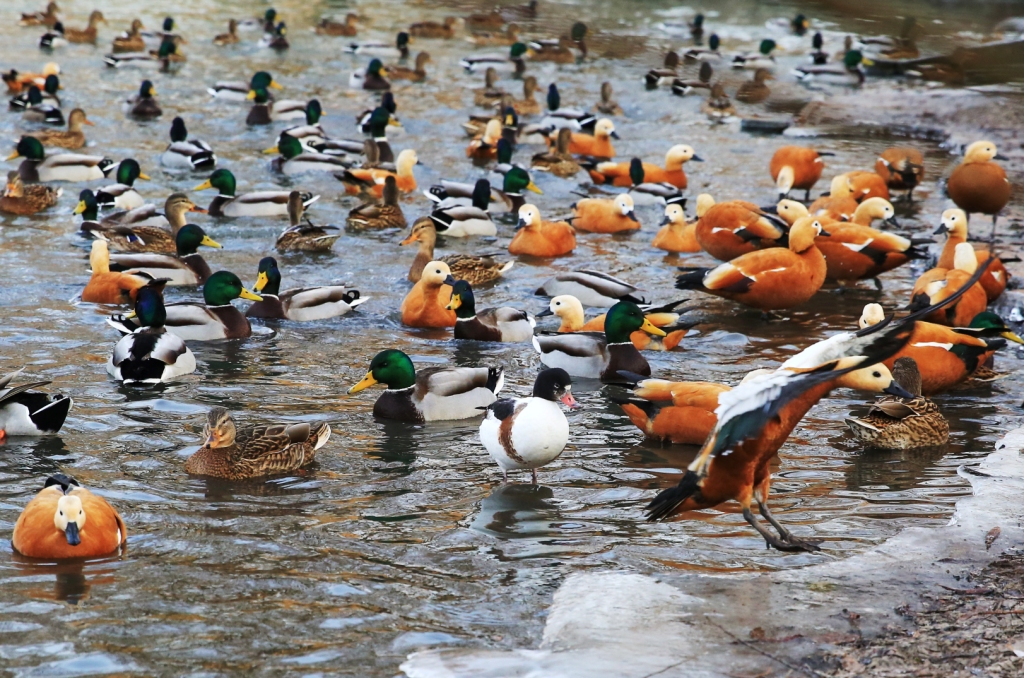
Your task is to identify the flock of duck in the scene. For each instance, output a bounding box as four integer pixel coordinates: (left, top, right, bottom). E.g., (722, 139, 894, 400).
(2, 3, 1019, 558)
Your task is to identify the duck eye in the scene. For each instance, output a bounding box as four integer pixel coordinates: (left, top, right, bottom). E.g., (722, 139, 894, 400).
(873, 371, 881, 378)
(59, 510, 63, 516)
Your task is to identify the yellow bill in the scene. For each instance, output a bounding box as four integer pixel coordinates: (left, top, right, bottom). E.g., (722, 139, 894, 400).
(270, 80, 284, 90)
(1002, 330, 1024, 345)
(526, 181, 543, 195)
(640, 318, 667, 337)
(348, 371, 378, 394)
(73, 200, 87, 215)
(254, 271, 268, 292)
(239, 287, 263, 302)
(262, 146, 279, 154)
(194, 179, 213, 191)
(445, 294, 462, 311)
(6, 150, 21, 161)
(200, 235, 221, 249)
(138, 172, 151, 180)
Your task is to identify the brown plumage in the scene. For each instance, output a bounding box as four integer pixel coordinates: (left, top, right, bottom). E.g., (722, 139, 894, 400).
(346, 176, 407, 230)
(81, 240, 151, 305)
(112, 19, 145, 52)
(316, 14, 358, 36)
(13, 475, 126, 559)
(594, 81, 623, 115)
(735, 68, 773, 104)
(701, 83, 735, 120)
(21, 3, 61, 28)
(845, 358, 948, 449)
(1, 171, 60, 215)
(468, 23, 520, 46)
(184, 407, 332, 480)
(26, 108, 92, 149)
(276, 192, 341, 253)
(410, 17, 463, 39)
(473, 67, 505, 108)
(808, 175, 859, 221)
(64, 10, 105, 44)
(846, 170, 890, 202)
(530, 128, 580, 178)
(692, 194, 785, 262)
(513, 76, 540, 115)
(401, 218, 513, 286)
(947, 141, 1011, 222)
(83, 193, 204, 254)
(213, 19, 239, 45)
(388, 52, 430, 82)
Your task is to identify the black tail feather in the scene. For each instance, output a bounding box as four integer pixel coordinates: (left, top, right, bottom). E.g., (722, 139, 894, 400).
(675, 269, 710, 290)
(646, 470, 701, 521)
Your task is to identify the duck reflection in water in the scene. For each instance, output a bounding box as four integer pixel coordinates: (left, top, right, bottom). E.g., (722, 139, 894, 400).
(12, 555, 122, 605)
(472, 483, 557, 539)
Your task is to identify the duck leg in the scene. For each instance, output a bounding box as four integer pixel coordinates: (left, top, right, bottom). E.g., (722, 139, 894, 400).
(743, 508, 803, 551)
(755, 500, 822, 552)
(531, 468, 538, 484)
(804, 188, 811, 202)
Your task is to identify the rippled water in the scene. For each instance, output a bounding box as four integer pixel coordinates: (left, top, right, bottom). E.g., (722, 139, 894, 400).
(1, 0, 1022, 674)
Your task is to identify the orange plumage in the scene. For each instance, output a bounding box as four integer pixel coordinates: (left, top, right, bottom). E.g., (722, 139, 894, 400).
(814, 222, 919, 281)
(937, 208, 1008, 302)
(588, 144, 698, 188)
(692, 194, 785, 262)
(946, 141, 1010, 219)
(341, 149, 418, 197)
(910, 243, 987, 327)
(652, 204, 700, 253)
(846, 170, 890, 202)
(400, 260, 456, 328)
(12, 481, 126, 559)
(570, 194, 641, 234)
(566, 118, 617, 159)
(770, 146, 824, 199)
(875, 147, 924, 198)
(509, 205, 576, 257)
(81, 240, 149, 305)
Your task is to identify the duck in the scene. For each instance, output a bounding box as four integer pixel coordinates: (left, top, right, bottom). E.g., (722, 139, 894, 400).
(111, 19, 145, 52)
(212, 19, 239, 45)
(946, 141, 1010, 227)
(410, 17, 463, 39)
(587, 144, 701, 189)
(265, 134, 353, 176)
(678, 216, 828, 311)
(81, 240, 151, 305)
(532, 83, 596, 133)
(565, 118, 617, 159)
(346, 175, 407, 230)
(692, 194, 786, 262)
(845, 357, 948, 449)
(108, 225, 220, 286)
(21, 2, 61, 27)
(0, 171, 61, 215)
(275, 191, 341, 253)
(345, 31, 412, 59)
(530, 128, 580, 178)
(794, 49, 873, 86)
(671, 61, 714, 96)
(935, 208, 1008, 302)
(570, 194, 640, 234)
(770, 145, 826, 200)
(350, 58, 391, 91)
(0, 368, 72, 436)
(909, 243, 989, 327)
(846, 196, 900, 226)
(158, 117, 216, 171)
(529, 22, 587, 64)
(425, 168, 539, 215)
(185, 407, 331, 480)
(731, 39, 777, 69)
(232, 9, 275, 33)
(461, 42, 530, 76)
(616, 377, 729, 446)
(429, 194, 496, 237)
(15, 86, 63, 125)
(349, 349, 503, 422)
(652, 203, 700, 253)
(338, 149, 419, 198)
(358, 105, 400, 165)
(8, 136, 113, 183)
(140, 16, 180, 46)
(683, 32, 721, 61)
(11, 73, 60, 108)
(509, 204, 576, 257)
(123, 80, 161, 119)
(259, 22, 289, 50)
(25, 108, 91, 150)
(736, 68, 773, 104)
(808, 174, 859, 220)
(2, 62, 60, 93)
(79, 192, 200, 254)
(536, 269, 645, 307)
(401, 260, 456, 328)
(645, 322, 914, 551)
(246, 257, 365, 322)
(316, 14, 358, 36)
(38, 23, 67, 50)
(93, 159, 148, 211)
(245, 88, 307, 125)
(538, 294, 693, 351)
(468, 24, 521, 47)
(400, 218, 514, 286)
(809, 32, 829, 64)
(701, 83, 736, 121)
(619, 159, 687, 207)
(389, 51, 431, 82)
(107, 283, 196, 383)
(473, 67, 505, 108)
(594, 81, 622, 116)
(109, 271, 263, 341)
(876, 147, 924, 202)
(446, 279, 534, 342)
(63, 10, 105, 44)
(195, 169, 319, 218)
(280, 101, 339, 149)
(466, 119, 503, 161)
(208, 71, 283, 102)
(12, 474, 126, 560)
(532, 301, 666, 381)
(513, 76, 541, 115)
(480, 368, 577, 483)
(645, 51, 681, 88)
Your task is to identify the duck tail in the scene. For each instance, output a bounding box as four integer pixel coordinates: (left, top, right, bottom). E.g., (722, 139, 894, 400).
(645, 470, 702, 521)
(312, 422, 332, 450)
(908, 292, 932, 312)
(486, 367, 505, 395)
(675, 268, 710, 290)
(904, 243, 930, 260)
(190, 150, 217, 171)
(614, 399, 656, 435)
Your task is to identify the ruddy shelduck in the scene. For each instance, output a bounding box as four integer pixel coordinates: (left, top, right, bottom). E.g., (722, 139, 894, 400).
(570, 193, 641, 234)
(588, 144, 701, 188)
(692, 193, 785, 262)
(910, 243, 988, 327)
(770, 145, 825, 200)
(652, 203, 700, 253)
(340, 149, 419, 197)
(936, 208, 1008, 301)
(539, 294, 690, 351)
(81, 240, 151, 305)
(566, 118, 617, 159)
(947, 141, 1010, 225)
(508, 204, 576, 257)
(875, 147, 924, 201)
(400, 260, 456, 328)
(808, 174, 859, 221)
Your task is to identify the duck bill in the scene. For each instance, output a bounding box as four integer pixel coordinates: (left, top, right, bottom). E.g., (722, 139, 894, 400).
(262, 146, 279, 154)
(559, 391, 580, 409)
(526, 181, 543, 195)
(189, 204, 208, 214)
(138, 172, 151, 180)
(536, 308, 553, 317)
(83, 119, 95, 126)
(640, 318, 667, 336)
(818, 228, 831, 237)
(270, 80, 284, 90)
(861, 57, 875, 67)
(73, 200, 87, 215)
(691, 154, 705, 162)
(193, 179, 213, 191)
(64, 521, 80, 546)
(246, 90, 257, 100)
(445, 294, 462, 311)
(348, 371, 378, 394)
(239, 288, 263, 301)
(933, 224, 949, 235)
(626, 209, 639, 222)
(200, 235, 222, 249)
(886, 216, 900, 227)
(6, 150, 21, 161)
(399, 232, 419, 246)
(254, 271, 268, 292)
(883, 381, 914, 398)
(1001, 330, 1024, 345)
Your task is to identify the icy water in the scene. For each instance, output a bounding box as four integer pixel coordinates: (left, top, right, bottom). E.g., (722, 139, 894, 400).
(1, 0, 1022, 674)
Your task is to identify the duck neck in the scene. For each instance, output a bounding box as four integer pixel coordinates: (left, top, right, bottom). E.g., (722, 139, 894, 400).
(557, 305, 585, 332)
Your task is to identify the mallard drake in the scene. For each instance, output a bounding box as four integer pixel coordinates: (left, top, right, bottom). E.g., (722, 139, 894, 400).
(0, 368, 72, 436)
(109, 271, 262, 341)
(123, 80, 160, 119)
(208, 71, 283, 101)
(460, 42, 529, 76)
(236, 9, 276, 33)
(259, 22, 288, 50)
(794, 49, 872, 85)
(538, 294, 693, 352)
(677, 216, 828, 311)
(388, 51, 430, 82)
(588, 145, 701, 189)
(426, 167, 539, 214)
(345, 176, 406, 231)
(315, 14, 358, 36)
(645, 51, 681, 88)
(38, 23, 67, 50)
(25, 108, 90, 150)
(2, 62, 60, 94)
(429, 186, 496, 237)
(530, 128, 580, 178)
(63, 10, 105, 44)
(338, 148, 418, 197)
(692, 194, 786, 261)
(770, 145, 826, 200)
(160, 117, 216, 170)
(565, 118, 616, 158)
(0, 171, 61, 215)
(683, 33, 721, 62)
(212, 19, 239, 45)
(21, 2, 61, 27)
(473, 67, 505, 108)
(112, 19, 145, 52)
(532, 83, 596, 133)
(736, 68, 773, 103)
(94, 158, 148, 211)
(570, 194, 640, 234)
(350, 58, 391, 90)
(875, 147, 924, 202)
(15, 86, 63, 125)
(480, 368, 577, 483)
(184, 407, 331, 480)
(401, 260, 456, 328)
(809, 32, 829, 64)
(245, 88, 307, 125)
(81, 240, 151, 305)
(265, 134, 353, 176)
(345, 31, 411, 59)
(532, 300, 666, 381)
(672, 61, 714, 96)
(446, 279, 534, 342)
(947, 141, 1010, 227)
(845, 357, 948, 449)
(195, 169, 318, 218)
(10, 73, 60, 108)
(349, 349, 503, 422)
(400, 218, 514, 285)
(652, 203, 700, 253)
(731, 39, 777, 69)
(536, 269, 645, 307)
(140, 16, 179, 46)
(909, 243, 988, 327)
(109, 224, 220, 286)
(79, 192, 200, 254)
(357, 104, 399, 163)
(529, 22, 587, 63)
(509, 204, 575, 257)
(936, 208, 1008, 302)
(281, 101, 339, 149)
(107, 283, 196, 383)
(275, 191, 340, 253)
(12, 474, 126, 560)
(246, 257, 365, 321)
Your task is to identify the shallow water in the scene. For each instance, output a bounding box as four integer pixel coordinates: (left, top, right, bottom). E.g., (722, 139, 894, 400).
(1, 0, 1023, 674)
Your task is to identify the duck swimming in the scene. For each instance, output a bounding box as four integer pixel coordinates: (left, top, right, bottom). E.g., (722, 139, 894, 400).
(194, 169, 319, 217)
(446, 279, 535, 342)
(107, 283, 196, 383)
(0, 368, 73, 436)
(246, 257, 366, 322)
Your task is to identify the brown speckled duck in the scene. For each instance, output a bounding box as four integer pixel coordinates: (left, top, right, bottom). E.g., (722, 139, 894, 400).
(845, 358, 948, 449)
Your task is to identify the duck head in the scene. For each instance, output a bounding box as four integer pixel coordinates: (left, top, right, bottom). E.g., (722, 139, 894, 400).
(247, 87, 270, 104)
(594, 118, 618, 140)
(445, 279, 477, 318)
(74, 189, 98, 220)
(666, 144, 702, 167)
(253, 256, 282, 296)
(858, 303, 885, 329)
(7, 136, 46, 161)
(129, 284, 168, 328)
(662, 203, 686, 228)
(419, 260, 453, 288)
(834, 361, 913, 399)
(789, 216, 828, 252)
(194, 169, 236, 196)
(53, 493, 85, 547)
(138, 79, 156, 99)
(203, 407, 237, 448)
(516, 204, 541, 230)
(628, 158, 645, 187)
(963, 140, 1007, 163)
(505, 166, 541, 196)
(202, 271, 262, 306)
(615, 194, 638, 221)
(936, 208, 968, 237)
(400, 218, 437, 246)
(250, 71, 283, 91)
(176, 224, 220, 257)
(349, 349, 416, 393)
(537, 294, 584, 325)
(305, 99, 323, 124)
(695, 193, 715, 218)
(546, 83, 560, 111)
(891, 357, 923, 397)
(169, 116, 188, 142)
(534, 368, 578, 408)
(116, 158, 149, 186)
(605, 301, 665, 343)
(968, 311, 1024, 344)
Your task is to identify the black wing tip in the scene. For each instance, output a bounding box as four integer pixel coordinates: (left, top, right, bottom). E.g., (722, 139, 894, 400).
(645, 470, 701, 522)
(43, 473, 80, 492)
